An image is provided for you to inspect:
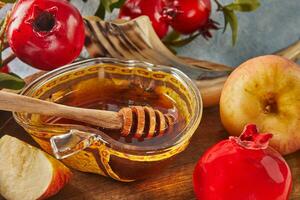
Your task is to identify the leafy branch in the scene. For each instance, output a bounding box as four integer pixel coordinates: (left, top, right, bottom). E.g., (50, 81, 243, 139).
(163, 0, 260, 50)
(162, 0, 260, 51)
(214, 0, 261, 45)
(163, 31, 201, 47)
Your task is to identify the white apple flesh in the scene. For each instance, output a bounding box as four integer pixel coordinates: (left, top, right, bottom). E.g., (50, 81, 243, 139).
(220, 55, 300, 155)
(0, 135, 72, 200)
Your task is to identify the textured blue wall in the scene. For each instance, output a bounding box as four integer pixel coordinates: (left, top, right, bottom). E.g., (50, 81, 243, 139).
(177, 0, 300, 67)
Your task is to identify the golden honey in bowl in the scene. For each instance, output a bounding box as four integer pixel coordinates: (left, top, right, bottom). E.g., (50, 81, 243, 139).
(14, 58, 202, 181)
(45, 77, 186, 147)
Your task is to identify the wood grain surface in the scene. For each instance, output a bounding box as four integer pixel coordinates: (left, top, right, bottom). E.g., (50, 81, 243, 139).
(0, 107, 299, 200)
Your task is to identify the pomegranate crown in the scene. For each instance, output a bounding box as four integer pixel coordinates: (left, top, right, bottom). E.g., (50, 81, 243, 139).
(230, 124, 273, 150)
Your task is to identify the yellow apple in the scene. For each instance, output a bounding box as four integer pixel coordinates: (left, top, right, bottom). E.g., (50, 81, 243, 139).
(0, 135, 72, 200)
(220, 55, 300, 155)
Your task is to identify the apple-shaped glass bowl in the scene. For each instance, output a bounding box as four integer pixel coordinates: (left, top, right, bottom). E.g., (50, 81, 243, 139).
(13, 58, 202, 182)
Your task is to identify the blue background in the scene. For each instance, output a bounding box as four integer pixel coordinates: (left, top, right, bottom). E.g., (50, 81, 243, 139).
(177, 0, 300, 67)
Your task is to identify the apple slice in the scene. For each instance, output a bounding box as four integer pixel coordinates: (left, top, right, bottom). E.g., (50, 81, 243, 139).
(220, 55, 300, 155)
(0, 135, 72, 200)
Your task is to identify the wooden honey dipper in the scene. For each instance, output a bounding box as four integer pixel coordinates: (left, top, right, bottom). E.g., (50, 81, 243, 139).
(0, 91, 174, 138)
(119, 106, 174, 138)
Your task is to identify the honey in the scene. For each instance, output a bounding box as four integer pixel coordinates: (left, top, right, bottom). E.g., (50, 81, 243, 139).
(14, 59, 202, 181)
(45, 76, 186, 148)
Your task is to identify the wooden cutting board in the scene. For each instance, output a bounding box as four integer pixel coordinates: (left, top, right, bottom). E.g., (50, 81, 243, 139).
(0, 106, 299, 200)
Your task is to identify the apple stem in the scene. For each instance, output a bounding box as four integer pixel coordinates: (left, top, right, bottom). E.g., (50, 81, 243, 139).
(230, 124, 273, 150)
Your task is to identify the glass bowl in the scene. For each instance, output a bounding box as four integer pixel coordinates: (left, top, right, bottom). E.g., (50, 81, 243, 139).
(13, 58, 202, 182)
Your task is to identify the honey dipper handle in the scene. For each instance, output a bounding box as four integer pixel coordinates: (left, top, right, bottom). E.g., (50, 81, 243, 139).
(0, 90, 123, 129)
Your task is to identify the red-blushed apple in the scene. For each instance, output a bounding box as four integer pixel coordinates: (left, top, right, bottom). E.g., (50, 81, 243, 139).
(220, 55, 300, 155)
(0, 135, 72, 200)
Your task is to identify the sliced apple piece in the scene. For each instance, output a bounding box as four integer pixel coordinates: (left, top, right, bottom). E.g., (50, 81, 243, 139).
(220, 55, 300, 155)
(0, 135, 72, 200)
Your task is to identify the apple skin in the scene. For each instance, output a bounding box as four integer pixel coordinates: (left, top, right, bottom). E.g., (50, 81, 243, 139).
(220, 55, 300, 155)
(38, 154, 72, 200)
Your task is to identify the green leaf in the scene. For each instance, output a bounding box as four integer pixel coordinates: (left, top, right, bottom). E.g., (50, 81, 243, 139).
(100, 0, 124, 12)
(101, 0, 112, 12)
(163, 31, 181, 43)
(0, 0, 17, 3)
(95, 2, 106, 19)
(95, 0, 125, 19)
(225, 0, 260, 12)
(222, 8, 238, 45)
(8, 72, 21, 78)
(110, 0, 126, 11)
(223, 12, 229, 33)
(163, 33, 200, 47)
(0, 73, 25, 90)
